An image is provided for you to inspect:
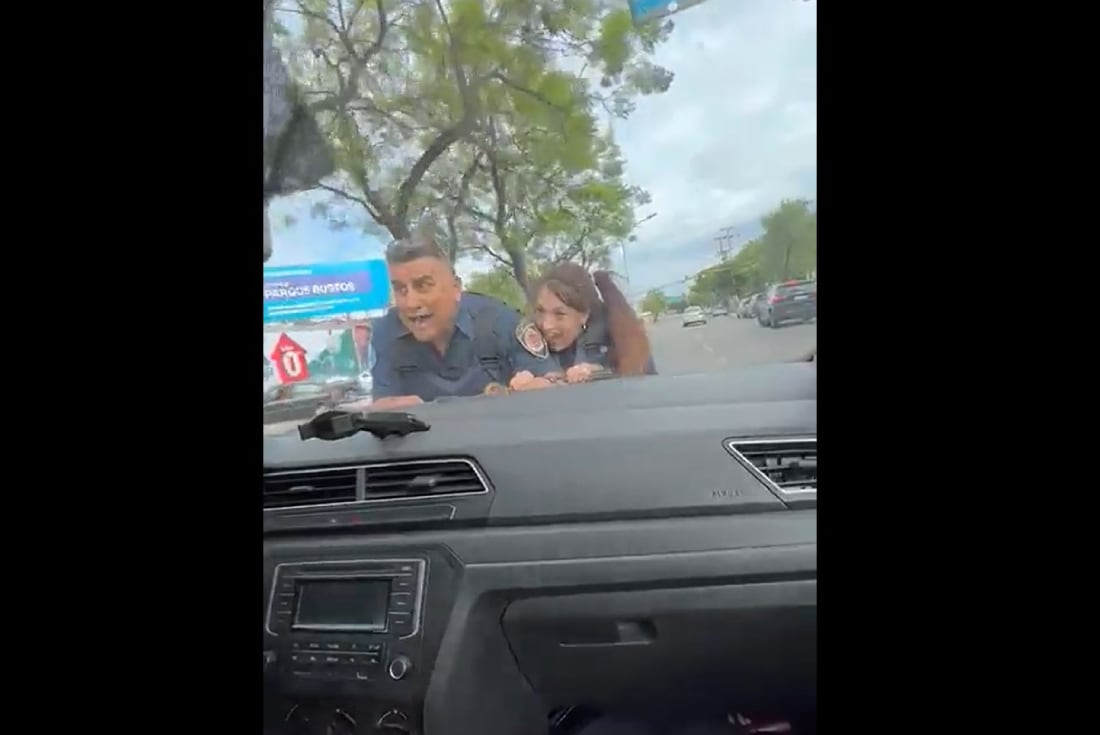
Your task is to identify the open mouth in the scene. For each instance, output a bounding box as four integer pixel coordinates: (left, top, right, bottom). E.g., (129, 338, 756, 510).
(407, 314, 433, 329)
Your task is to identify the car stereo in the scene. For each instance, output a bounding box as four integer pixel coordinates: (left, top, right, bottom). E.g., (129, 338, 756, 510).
(265, 558, 426, 686)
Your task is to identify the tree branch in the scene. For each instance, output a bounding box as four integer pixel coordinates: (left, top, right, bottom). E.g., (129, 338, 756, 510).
(442, 153, 483, 263)
(492, 72, 569, 112)
(391, 0, 480, 229)
(316, 183, 388, 227)
(304, 0, 389, 115)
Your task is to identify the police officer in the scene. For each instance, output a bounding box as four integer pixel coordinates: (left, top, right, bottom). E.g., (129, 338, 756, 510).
(366, 233, 560, 409)
(511, 263, 656, 389)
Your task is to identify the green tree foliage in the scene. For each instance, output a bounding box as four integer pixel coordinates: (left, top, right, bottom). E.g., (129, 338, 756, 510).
(464, 266, 528, 312)
(759, 198, 816, 282)
(638, 288, 667, 315)
(688, 263, 736, 306)
(687, 199, 816, 303)
(274, 0, 673, 286)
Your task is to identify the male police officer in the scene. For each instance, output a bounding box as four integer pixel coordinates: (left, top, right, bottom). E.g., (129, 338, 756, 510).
(364, 233, 559, 410)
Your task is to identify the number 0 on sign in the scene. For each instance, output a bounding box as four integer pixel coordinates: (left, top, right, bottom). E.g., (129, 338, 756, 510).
(269, 332, 311, 384)
(280, 350, 305, 379)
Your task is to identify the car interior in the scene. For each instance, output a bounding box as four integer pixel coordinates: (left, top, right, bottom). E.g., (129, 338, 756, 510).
(262, 361, 817, 735)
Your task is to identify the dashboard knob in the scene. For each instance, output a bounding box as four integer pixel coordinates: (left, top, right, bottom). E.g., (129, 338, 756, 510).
(387, 655, 412, 681)
(376, 709, 409, 731)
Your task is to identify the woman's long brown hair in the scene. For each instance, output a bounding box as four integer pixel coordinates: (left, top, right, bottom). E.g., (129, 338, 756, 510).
(531, 264, 652, 376)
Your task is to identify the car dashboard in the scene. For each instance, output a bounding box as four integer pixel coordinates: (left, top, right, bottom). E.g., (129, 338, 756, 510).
(263, 363, 817, 735)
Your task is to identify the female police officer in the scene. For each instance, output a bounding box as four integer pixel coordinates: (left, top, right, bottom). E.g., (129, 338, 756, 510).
(510, 263, 656, 390)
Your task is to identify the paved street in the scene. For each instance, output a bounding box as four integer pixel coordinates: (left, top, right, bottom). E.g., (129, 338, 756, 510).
(647, 315, 816, 375)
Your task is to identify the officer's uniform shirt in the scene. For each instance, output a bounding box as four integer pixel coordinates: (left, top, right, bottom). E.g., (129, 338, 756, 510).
(553, 309, 658, 375)
(371, 293, 560, 401)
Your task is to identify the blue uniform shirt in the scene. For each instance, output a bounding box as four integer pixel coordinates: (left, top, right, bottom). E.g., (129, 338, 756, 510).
(371, 293, 560, 401)
(554, 340, 658, 375)
(554, 315, 658, 375)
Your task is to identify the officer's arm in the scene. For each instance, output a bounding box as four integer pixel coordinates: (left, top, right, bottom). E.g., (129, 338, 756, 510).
(496, 308, 561, 378)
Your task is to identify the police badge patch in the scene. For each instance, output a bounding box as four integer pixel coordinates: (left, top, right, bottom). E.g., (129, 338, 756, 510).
(515, 320, 549, 359)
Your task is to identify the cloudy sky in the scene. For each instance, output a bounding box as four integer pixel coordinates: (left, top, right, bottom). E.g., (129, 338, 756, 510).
(267, 0, 816, 298)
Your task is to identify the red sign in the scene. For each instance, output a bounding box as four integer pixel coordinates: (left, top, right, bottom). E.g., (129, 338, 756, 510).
(269, 333, 310, 384)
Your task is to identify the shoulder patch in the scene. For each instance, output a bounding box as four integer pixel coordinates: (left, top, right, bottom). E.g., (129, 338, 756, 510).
(514, 320, 548, 359)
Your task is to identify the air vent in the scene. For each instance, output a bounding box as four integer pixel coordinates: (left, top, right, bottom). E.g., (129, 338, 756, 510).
(263, 467, 358, 509)
(725, 438, 816, 500)
(363, 459, 487, 499)
(263, 458, 489, 511)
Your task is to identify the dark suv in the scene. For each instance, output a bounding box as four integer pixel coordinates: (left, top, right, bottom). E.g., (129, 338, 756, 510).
(759, 280, 817, 328)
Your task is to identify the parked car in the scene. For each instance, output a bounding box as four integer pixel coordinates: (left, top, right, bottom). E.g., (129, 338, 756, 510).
(711, 303, 729, 317)
(758, 280, 817, 328)
(749, 293, 769, 320)
(737, 295, 758, 318)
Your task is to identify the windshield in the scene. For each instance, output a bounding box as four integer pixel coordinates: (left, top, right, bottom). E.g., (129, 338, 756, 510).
(264, 0, 816, 421)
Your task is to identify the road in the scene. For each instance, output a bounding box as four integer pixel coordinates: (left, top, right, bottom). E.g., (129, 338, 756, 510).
(647, 315, 816, 375)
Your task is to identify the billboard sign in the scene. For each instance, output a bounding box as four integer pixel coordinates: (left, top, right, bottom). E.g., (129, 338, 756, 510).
(263, 260, 390, 323)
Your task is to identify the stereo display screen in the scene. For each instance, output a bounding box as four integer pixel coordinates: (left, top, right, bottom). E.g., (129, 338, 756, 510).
(293, 578, 390, 630)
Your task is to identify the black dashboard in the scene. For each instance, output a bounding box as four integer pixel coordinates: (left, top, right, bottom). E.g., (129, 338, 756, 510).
(263, 363, 817, 735)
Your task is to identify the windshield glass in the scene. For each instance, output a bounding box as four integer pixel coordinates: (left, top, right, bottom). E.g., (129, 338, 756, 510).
(264, 0, 816, 422)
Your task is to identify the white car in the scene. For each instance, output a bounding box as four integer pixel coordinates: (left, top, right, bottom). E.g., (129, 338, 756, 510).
(681, 306, 708, 327)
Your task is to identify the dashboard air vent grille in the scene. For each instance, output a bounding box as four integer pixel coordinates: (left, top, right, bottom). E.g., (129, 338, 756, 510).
(263, 467, 358, 509)
(263, 458, 489, 510)
(363, 459, 486, 499)
(725, 438, 817, 499)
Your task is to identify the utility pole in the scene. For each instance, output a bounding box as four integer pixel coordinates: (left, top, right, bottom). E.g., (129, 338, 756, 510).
(714, 226, 738, 259)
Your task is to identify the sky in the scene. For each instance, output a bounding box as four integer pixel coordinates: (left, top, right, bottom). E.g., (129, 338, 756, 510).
(266, 0, 817, 299)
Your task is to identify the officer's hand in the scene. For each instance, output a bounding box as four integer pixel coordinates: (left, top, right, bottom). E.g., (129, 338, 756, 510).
(509, 371, 554, 391)
(565, 363, 601, 384)
(365, 395, 424, 411)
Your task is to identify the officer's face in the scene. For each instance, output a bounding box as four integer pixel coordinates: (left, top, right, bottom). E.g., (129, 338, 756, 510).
(389, 256, 461, 343)
(534, 286, 589, 352)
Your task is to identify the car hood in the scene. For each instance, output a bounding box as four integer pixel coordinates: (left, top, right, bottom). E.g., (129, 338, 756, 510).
(263, 363, 816, 440)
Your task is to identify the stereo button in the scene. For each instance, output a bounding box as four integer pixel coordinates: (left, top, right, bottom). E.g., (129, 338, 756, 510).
(389, 613, 413, 635)
(388, 655, 413, 681)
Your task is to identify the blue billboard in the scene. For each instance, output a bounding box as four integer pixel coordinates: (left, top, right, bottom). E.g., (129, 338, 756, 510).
(628, 0, 709, 22)
(263, 260, 391, 323)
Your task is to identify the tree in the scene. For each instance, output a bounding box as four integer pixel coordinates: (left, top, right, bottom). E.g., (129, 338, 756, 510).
(688, 262, 737, 306)
(462, 130, 642, 287)
(274, 0, 673, 283)
(685, 198, 816, 302)
(639, 288, 667, 315)
(727, 238, 767, 295)
(464, 266, 527, 312)
(759, 199, 816, 282)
